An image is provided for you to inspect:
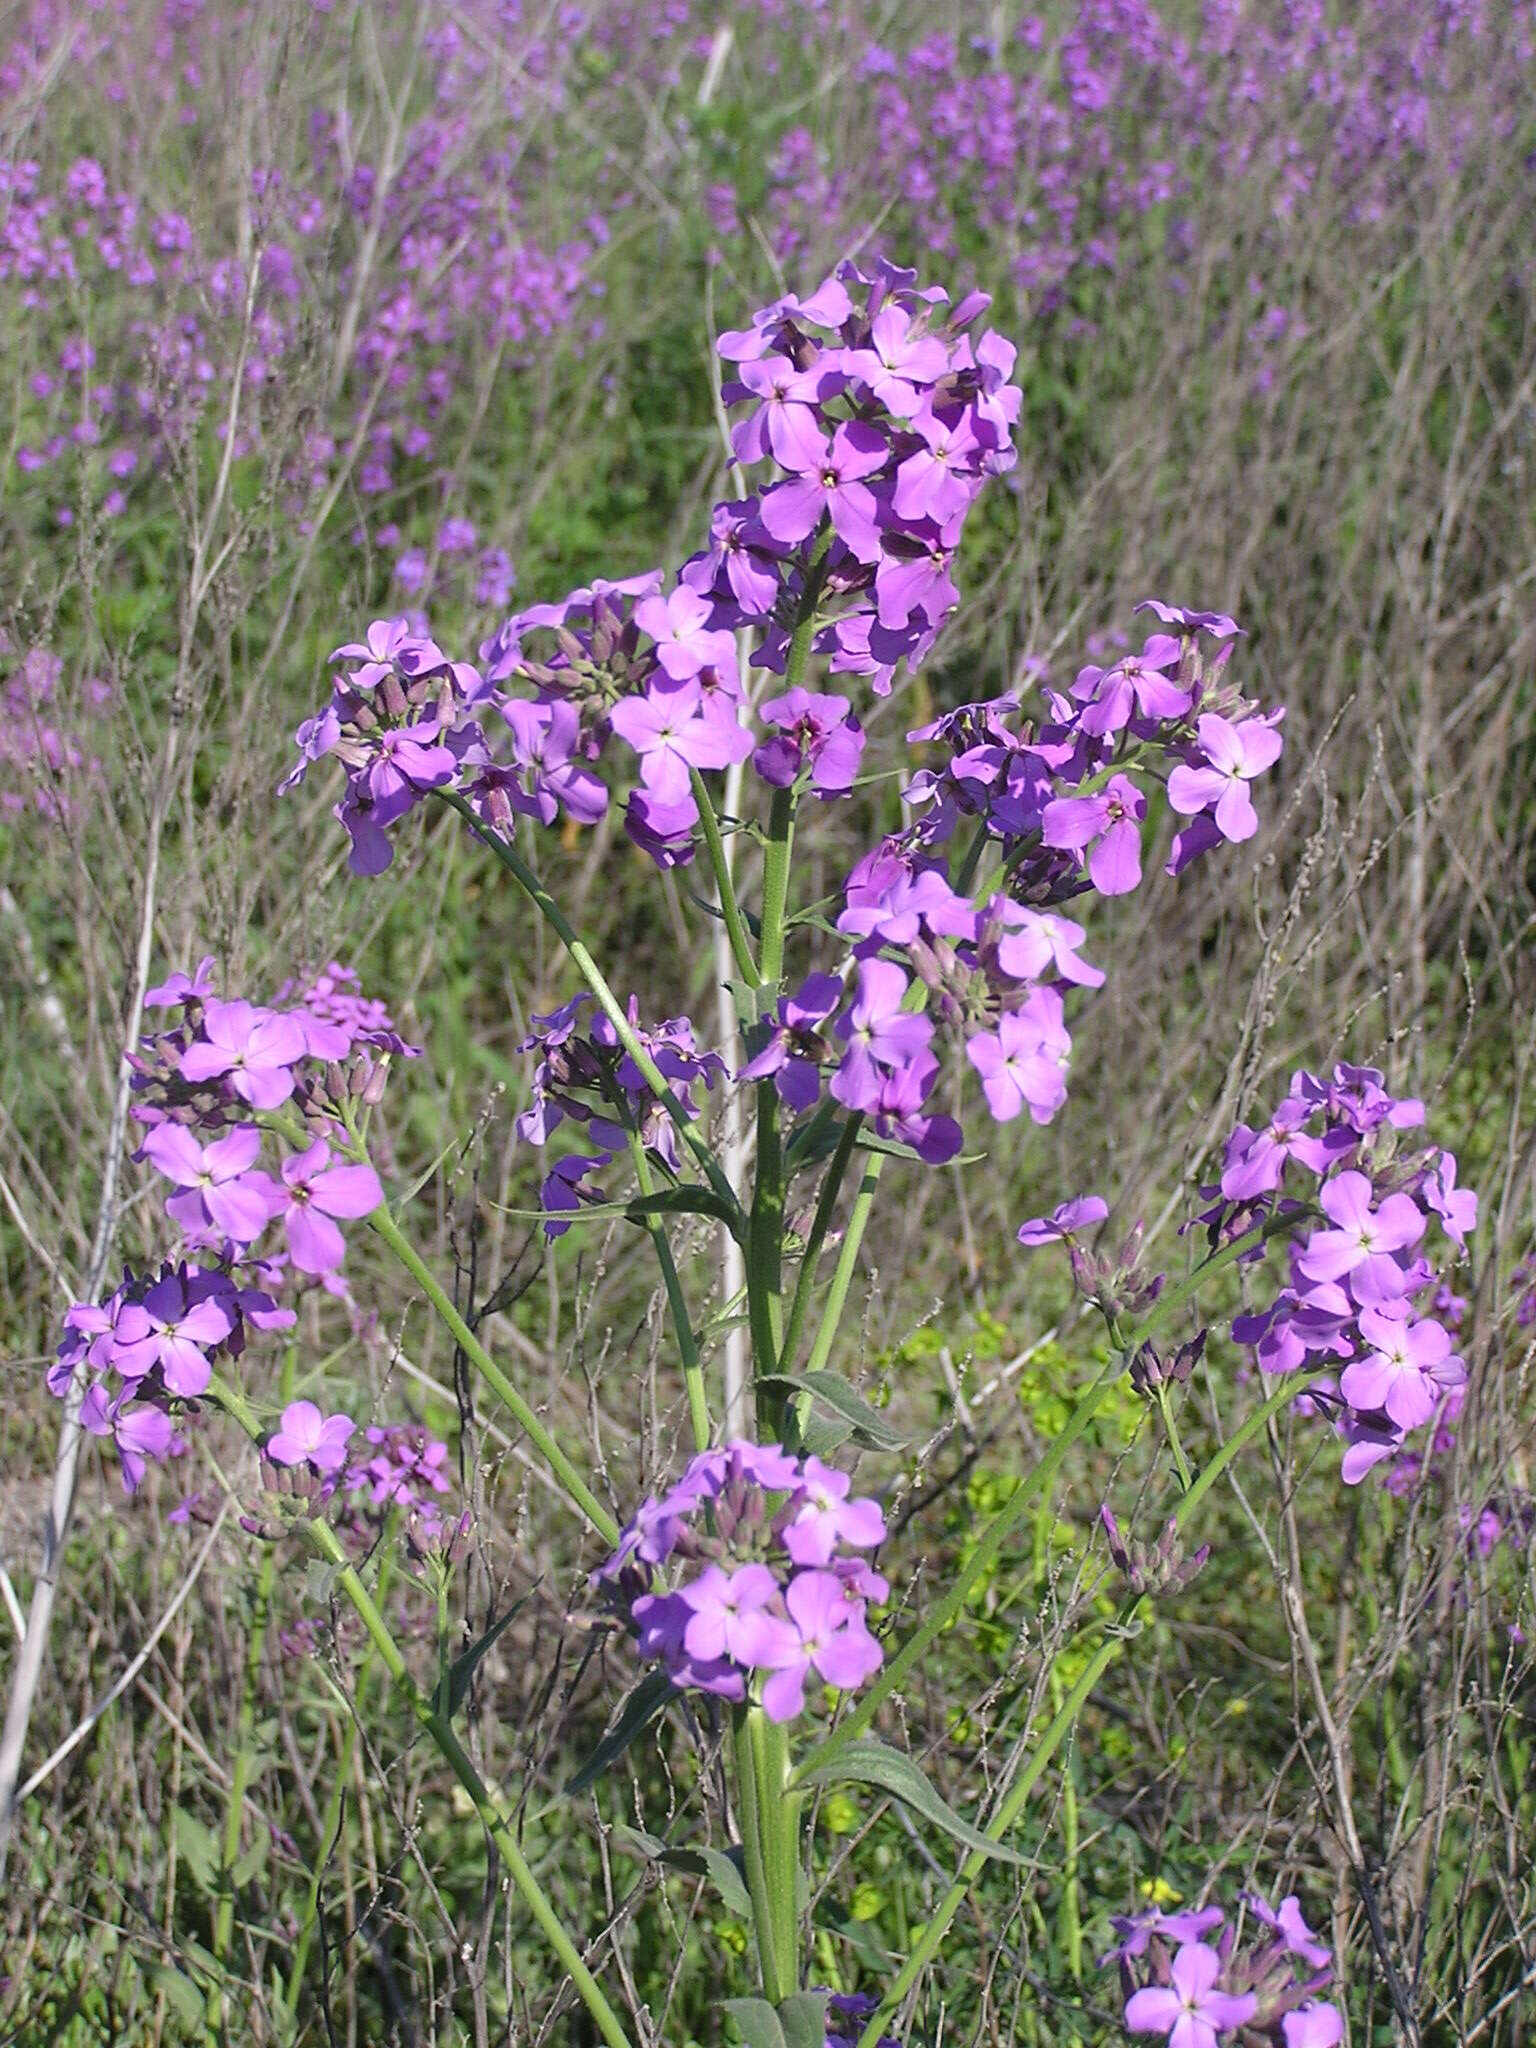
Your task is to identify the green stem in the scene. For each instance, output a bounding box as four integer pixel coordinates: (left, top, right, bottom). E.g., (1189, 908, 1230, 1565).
(212, 1375, 633, 2045)
(367, 1203, 619, 1548)
(802, 1148, 884, 1379)
(440, 789, 740, 1219)
(625, 1130, 710, 1453)
(1156, 1382, 1194, 1493)
(751, 1710, 801, 1994)
(690, 765, 759, 987)
(732, 1708, 789, 2003)
(206, 1539, 277, 2036)
(748, 1088, 787, 1428)
(778, 1114, 863, 1380)
(303, 1519, 635, 2048)
(758, 788, 797, 990)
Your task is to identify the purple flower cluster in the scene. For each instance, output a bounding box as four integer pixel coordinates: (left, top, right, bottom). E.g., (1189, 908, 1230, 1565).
(0, 642, 111, 822)
(50, 960, 396, 1492)
(295, 263, 1021, 874)
(1200, 1065, 1476, 1483)
(1110, 1891, 1342, 2048)
(514, 994, 726, 1235)
(593, 1442, 886, 1724)
(264, 1404, 462, 1556)
(280, 618, 491, 875)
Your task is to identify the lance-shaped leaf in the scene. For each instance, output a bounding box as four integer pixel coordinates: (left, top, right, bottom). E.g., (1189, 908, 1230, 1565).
(447, 1589, 535, 1717)
(755, 1370, 907, 1451)
(565, 1669, 677, 1795)
(624, 1184, 743, 1235)
(610, 1826, 753, 1919)
(797, 1737, 1025, 1863)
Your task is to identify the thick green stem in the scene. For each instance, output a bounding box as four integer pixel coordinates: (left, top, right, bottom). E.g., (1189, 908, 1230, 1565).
(733, 1708, 789, 2002)
(368, 1203, 619, 1547)
(748, 1089, 787, 1428)
(778, 1113, 863, 1380)
(758, 788, 797, 990)
(625, 1131, 710, 1453)
(440, 789, 740, 1218)
(690, 765, 759, 987)
(802, 1149, 885, 1378)
(733, 1707, 798, 2001)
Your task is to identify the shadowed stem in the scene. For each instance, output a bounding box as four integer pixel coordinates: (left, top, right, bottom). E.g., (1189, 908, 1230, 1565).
(624, 1130, 710, 1452)
(208, 1377, 635, 2048)
(690, 764, 759, 987)
(367, 1202, 619, 1547)
(778, 1112, 863, 1380)
(802, 1147, 884, 1378)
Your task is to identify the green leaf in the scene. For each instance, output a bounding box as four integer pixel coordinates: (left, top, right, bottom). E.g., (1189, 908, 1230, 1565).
(797, 1411, 855, 1460)
(723, 1998, 787, 2048)
(777, 1992, 831, 2048)
(624, 1185, 741, 1234)
(799, 1738, 1025, 1864)
(755, 1370, 907, 1451)
(854, 1131, 987, 1166)
(232, 1828, 270, 1888)
(140, 1961, 206, 2028)
(610, 1826, 753, 1918)
(448, 1590, 535, 1717)
(172, 1807, 220, 1892)
(565, 1670, 676, 1794)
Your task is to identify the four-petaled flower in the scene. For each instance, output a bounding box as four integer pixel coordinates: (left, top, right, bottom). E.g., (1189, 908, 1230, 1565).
(1124, 1941, 1258, 2048)
(267, 1399, 355, 1473)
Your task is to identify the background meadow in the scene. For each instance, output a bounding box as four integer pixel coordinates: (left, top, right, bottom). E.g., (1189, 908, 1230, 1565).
(0, 3, 1533, 2044)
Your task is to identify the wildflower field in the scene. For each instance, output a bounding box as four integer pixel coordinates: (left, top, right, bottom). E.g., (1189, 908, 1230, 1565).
(1, 3, 1533, 2044)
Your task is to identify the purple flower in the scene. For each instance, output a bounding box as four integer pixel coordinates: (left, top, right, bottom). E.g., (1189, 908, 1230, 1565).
(145, 955, 218, 1008)
(111, 1273, 233, 1397)
(1101, 1906, 1225, 1965)
(1243, 1893, 1331, 1970)
(892, 401, 982, 524)
(1017, 1196, 1108, 1246)
(1299, 1171, 1425, 1303)
(635, 585, 739, 686)
(837, 861, 976, 947)
(1074, 637, 1190, 736)
(496, 698, 607, 827)
(178, 1000, 308, 1109)
(1042, 774, 1147, 895)
(609, 682, 752, 804)
(831, 959, 933, 1111)
(758, 420, 887, 564)
(142, 1124, 275, 1244)
(753, 688, 866, 796)
(780, 1456, 887, 1566)
(759, 1570, 884, 1723)
(1124, 1942, 1257, 2048)
(866, 1051, 963, 1165)
(270, 1141, 383, 1274)
(738, 973, 842, 1109)
(329, 616, 417, 691)
(267, 1399, 355, 1474)
(1167, 714, 1284, 845)
(1134, 601, 1242, 641)
(679, 1563, 787, 1666)
(1282, 2008, 1344, 2048)
(967, 996, 1070, 1125)
(1339, 1307, 1463, 1429)
(1423, 1150, 1477, 1250)
(989, 902, 1104, 988)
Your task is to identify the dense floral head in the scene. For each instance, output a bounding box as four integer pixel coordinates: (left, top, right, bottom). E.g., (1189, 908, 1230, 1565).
(1200, 1063, 1476, 1484)
(593, 1441, 887, 1724)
